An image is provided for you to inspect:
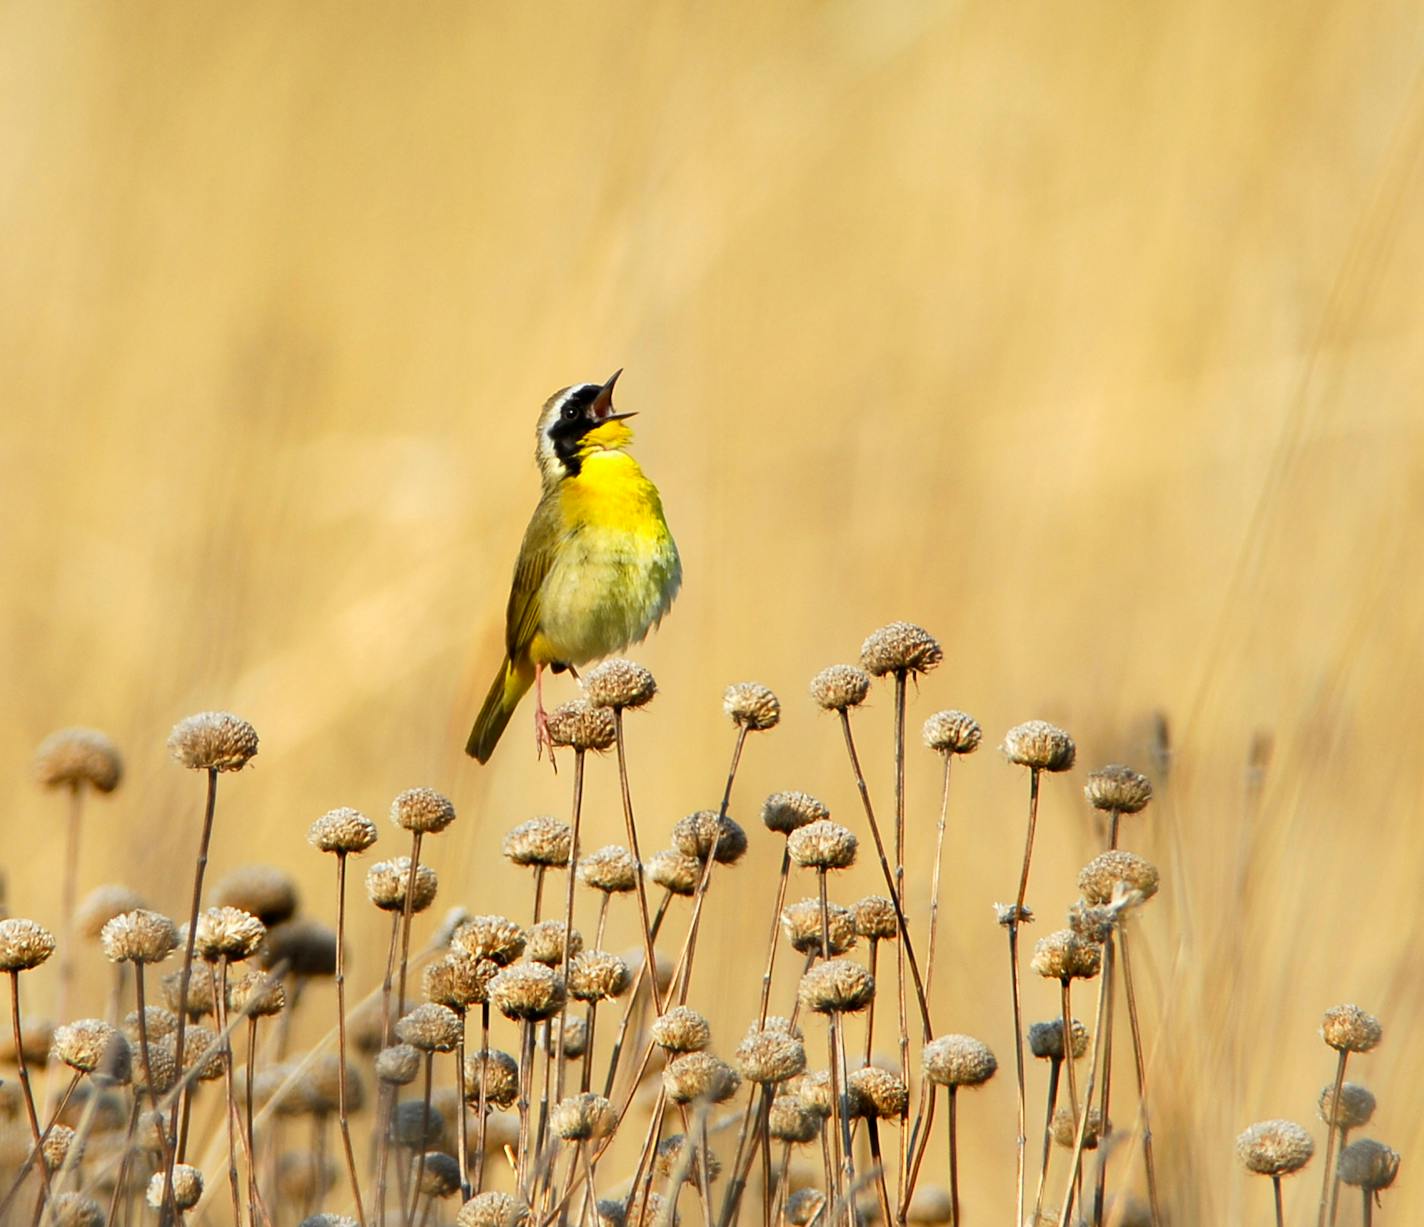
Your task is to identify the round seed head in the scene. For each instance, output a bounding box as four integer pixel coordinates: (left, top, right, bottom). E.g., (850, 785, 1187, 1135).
(546, 699, 617, 752)
(1337, 1138, 1400, 1191)
(34, 728, 123, 793)
(396, 1003, 463, 1052)
(41, 1125, 80, 1172)
(418, 1151, 463, 1198)
(672, 810, 748, 864)
(1084, 764, 1152, 814)
(453, 915, 527, 966)
(569, 950, 631, 1001)
(308, 807, 379, 854)
(736, 1027, 807, 1084)
(795, 1070, 859, 1118)
(1067, 901, 1118, 945)
(193, 906, 266, 961)
(489, 964, 565, 1021)
(852, 897, 898, 942)
(1051, 1105, 1105, 1149)
(366, 858, 438, 913)
(463, 1048, 519, 1108)
(651, 1007, 711, 1053)
(49, 1194, 106, 1227)
(551, 1092, 616, 1141)
(787, 820, 857, 871)
(782, 900, 858, 957)
(1078, 851, 1160, 906)
(1322, 1004, 1383, 1053)
(544, 1015, 589, 1059)
(769, 1095, 820, 1143)
(1236, 1119, 1315, 1176)
(75, 885, 146, 940)
(648, 849, 702, 896)
(906, 1186, 952, 1225)
(786, 1188, 826, 1226)
(423, 952, 496, 1009)
(131, 1038, 178, 1095)
(161, 966, 215, 1019)
(584, 658, 657, 709)
(655, 1133, 722, 1184)
(922, 711, 982, 755)
(148, 1164, 203, 1210)
(1318, 1082, 1376, 1130)
(257, 919, 335, 977)
(502, 817, 572, 868)
(848, 1066, 909, 1119)
(100, 910, 177, 964)
(809, 665, 871, 712)
(1032, 930, 1102, 981)
(1001, 720, 1076, 771)
(123, 1006, 177, 1044)
(664, 1051, 741, 1104)
(52, 1020, 131, 1084)
(860, 621, 943, 677)
(761, 791, 830, 836)
(457, 1191, 532, 1227)
(578, 845, 639, 893)
(922, 1035, 997, 1087)
(213, 865, 299, 927)
(305, 1054, 365, 1115)
(0, 919, 56, 972)
(376, 1044, 422, 1085)
(526, 920, 583, 967)
(798, 959, 875, 1015)
(1027, 1018, 1089, 1061)
(176, 1026, 226, 1081)
(167, 711, 258, 772)
(392, 786, 457, 834)
(390, 1100, 445, 1148)
(724, 682, 781, 731)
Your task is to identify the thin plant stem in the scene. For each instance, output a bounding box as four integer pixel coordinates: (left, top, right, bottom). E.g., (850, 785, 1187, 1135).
(1274, 1176, 1285, 1227)
(334, 851, 368, 1225)
(1316, 1049, 1349, 1227)
(865, 1117, 894, 1227)
(1361, 1187, 1372, 1227)
(474, 1002, 491, 1193)
(891, 671, 911, 1211)
(925, 754, 952, 1005)
(1060, 981, 1080, 1128)
(613, 708, 664, 1016)
(1007, 765, 1042, 1227)
(1327, 1126, 1352, 1227)
(756, 848, 793, 1027)
(406, 1053, 434, 1227)
(947, 1087, 960, 1227)
(554, 749, 587, 1107)
(246, 1017, 260, 1227)
(106, 1097, 143, 1227)
(6, 971, 52, 1212)
(516, 1020, 536, 1201)
(455, 1026, 471, 1201)
(1055, 945, 1113, 1227)
(395, 831, 426, 1051)
(0, 1071, 80, 1218)
(52, 784, 83, 1084)
(1029, 1057, 1063, 1227)
(864, 939, 879, 1067)
(1092, 935, 1118, 1227)
(1118, 927, 1161, 1225)
(212, 958, 248, 1227)
(602, 893, 671, 1098)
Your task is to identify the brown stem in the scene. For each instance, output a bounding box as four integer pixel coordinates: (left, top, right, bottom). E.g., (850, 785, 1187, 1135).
(0, 1070, 80, 1218)
(395, 831, 425, 1051)
(1030, 1057, 1062, 1227)
(1092, 935, 1118, 1227)
(553, 750, 587, 1108)
(406, 1053, 434, 1227)
(455, 1028, 471, 1201)
(53, 784, 83, 1078)
(613, 709, 664, 1016)
(947, 1087, 960, 1227)
(1361, 1187, 1372, 1227)
(213, 959, 244, 1227)
(1317, 1049, 1349, 1227)
(925, 754, 952, 1005)
(516, 1020, 536, 1200)
(864, 939, 879, 1067)
(1118, 927, 1161, 1225)
(6, 972, 52, 1212)
(334, 852, 368, 1224)
(756, 849, 793, 1028)
(866, 1117, 894, 1227)
(1274, 1175, 1285, 1227)
(1055, 946, 1113, 1227)
(1008, 765, 1042, 1227)
(474, 1003, 490, 1193)
(601, 892, 671, 1099)
(891, 671, 911, 1210)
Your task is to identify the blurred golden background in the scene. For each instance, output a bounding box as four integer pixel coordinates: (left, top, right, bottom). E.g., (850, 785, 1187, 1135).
(2, 2, 1422, 1222)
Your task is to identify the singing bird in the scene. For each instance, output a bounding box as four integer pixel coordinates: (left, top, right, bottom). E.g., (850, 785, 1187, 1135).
(466, 371, 681, 763)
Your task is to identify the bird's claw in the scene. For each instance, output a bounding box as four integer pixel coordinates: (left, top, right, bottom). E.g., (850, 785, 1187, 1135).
(534, 706, 558, 773)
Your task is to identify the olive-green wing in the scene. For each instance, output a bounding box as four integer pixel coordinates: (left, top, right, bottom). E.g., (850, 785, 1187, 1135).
(504, 492, 562, 659)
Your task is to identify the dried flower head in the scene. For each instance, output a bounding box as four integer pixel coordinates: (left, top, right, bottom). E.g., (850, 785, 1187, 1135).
(52, 1020, 131, 1084)
(160, 967, 214, 1019)
(148, 1164, 203, 1211)
(724, 682, 781, 731)
(35, 728, 123, 793)
(648, 849, 702, 896)
(736, 1027, 807, 1084)
(373, 1044, 421, 1088)
(809, 665, 872, 712)
(861, 621, 942, 677)
(1078, 851, 1159, 906)
(1317, 1082, 1376, 1130)
(502, 817, 572, 868)
(1084, 764, 1152, 814)
(100, 910, 176, 965)
(664, 1052, 741, 1104)
(308, 807, 380, 854)
(390, 1100, 445, 1148)
(424, 952, 496, 1009)
(848, 1066, 909, 1118)
(544, 1015, 588, 1060)
(1027, 1018, 1089, 1061)
(523, 920, 580, 967)
(577, 845, 638, 894)
(168, 711, 258, 772)
(464, 1048, 519, 1108)
(1001, 720, 1076, 772)
(655, 1133, 723, 1184)
(852, 896, 898, 942)
(489, 964, 565, 1022)
(569, 951, 631, 1002)
(392, 786, 457, 834)
(224, 971, 283, 1020)
(583, 658, 657, 709)
(131, 1038, 178, 1095)
(1337, 1138, 1400, 1191)
(123, 1006, 178, 1044)
(193, 906, 266, 962)
(1236, 1119, 1315, 1176)
(781, 900, 857, 957)
(213, 864, 299, 927)
(761, 791, 830, 837)
(175, 1026, 225, 1082)
(652, 1007, 711, 1053)
(785, 1188, 826, 1226)
(922, 1035, 997, 1087)
(922, 711, 982, 755)
(0, 918, 56, 972)
(457, 1191, 532, 1227)
(1321, 1004, 1383, 1053)
(1067, 901, 1118, 945)
(799, 959, 875, 1014)
(1051, 1104, 1105, 1149)
(49, 1193, 106, 1227)
(672, 810, 748, 864)
(40, 1124, 79, 1172)
(0, 1018, 53, 1067)
(418, 1151, 464, 1198)
(261, 918, 337, 976)
(551, 1092, 616, 1141)
(1032, 930, 1102, 981)
(75, 885, 146, 940)
(305, 1054, 364, 1115)
(787, 820, 857, 871)
(366, 858, 438, 913)
(395, 1003, 464, 1053)
(546, 700, 617, 752)
(452, 915, 527, 967)
(769, 1094, 821, 1143)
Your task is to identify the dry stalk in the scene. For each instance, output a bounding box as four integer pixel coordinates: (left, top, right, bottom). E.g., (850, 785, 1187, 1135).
(612, 708, 664, 1016)
(332, 850, 368, 1223)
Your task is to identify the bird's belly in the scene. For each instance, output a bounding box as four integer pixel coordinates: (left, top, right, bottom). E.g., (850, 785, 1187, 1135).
(537, 525, 680, 665)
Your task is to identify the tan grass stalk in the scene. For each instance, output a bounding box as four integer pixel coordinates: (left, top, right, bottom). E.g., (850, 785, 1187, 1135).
(552, 748, 588, 1109)
(5, 971, 53, 1212)
(611, 707, 664, 1017)
(1117, 927, 1161, 1224)
(211, 957, 243, 1226)
(334, 852, 368, 1224)
(1005, 764, 1041, 1227)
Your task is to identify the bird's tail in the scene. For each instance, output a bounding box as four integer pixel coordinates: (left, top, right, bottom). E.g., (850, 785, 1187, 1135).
(466, 655, 535, 763)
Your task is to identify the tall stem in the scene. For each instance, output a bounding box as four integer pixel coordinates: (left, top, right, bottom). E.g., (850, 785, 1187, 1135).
(947, 1088, 960, 1227)
(756, 849, 793, 1027)
(334, 853, 368, 1225)
(554, 750, 587, 1106)
(396, 831, 425, 1046)
(1030, 1058, 1062, 1227)
(1008, 766, 1042, 1227)
(925, 755, 952, 1005)
(214, 959, 243, 1227)
(473, 1002, 490, 1194)
(1118, 927, 1161, 1225)
(1316, 1050, 1349, 1227)
(613, 710, 663, 1016)
(892, 675, 911, 1205)
(6, 972, 50, 1212)
(52, 784, 83, 1078)
(1092, 935, 1118, 1227)
(455, 1026, 471, 1201)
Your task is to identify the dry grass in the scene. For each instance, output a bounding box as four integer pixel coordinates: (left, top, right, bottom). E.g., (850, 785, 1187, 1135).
(1, 3, 1422, 1224)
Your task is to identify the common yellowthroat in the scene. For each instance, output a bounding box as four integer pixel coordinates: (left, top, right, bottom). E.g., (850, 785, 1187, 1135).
(466, 371, 681, 763)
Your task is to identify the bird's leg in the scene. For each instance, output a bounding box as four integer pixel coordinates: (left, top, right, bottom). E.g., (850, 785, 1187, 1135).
(534, 664, 558, 769)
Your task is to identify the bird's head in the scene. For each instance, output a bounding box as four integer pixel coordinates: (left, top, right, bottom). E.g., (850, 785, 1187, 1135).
(536, 370, 637, 482)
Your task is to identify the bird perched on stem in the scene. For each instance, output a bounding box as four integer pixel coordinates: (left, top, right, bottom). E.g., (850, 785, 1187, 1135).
(466, 371, 681, 764)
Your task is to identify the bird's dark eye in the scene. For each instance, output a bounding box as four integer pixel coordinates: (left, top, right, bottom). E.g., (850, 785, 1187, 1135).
(561, 404, 577, 421)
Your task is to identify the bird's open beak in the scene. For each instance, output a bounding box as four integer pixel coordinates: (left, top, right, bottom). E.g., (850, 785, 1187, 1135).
(591, 369, 637, 422)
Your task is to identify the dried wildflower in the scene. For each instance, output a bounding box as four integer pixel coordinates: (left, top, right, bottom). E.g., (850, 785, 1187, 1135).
(457, 1191, 532, 1227)
(569, 951, 630, 1001)
(578, 845, 639, 893)
(1051, 1104, 1105, 1149)
(652, 1007, 711, 1053)
(907, 1186, 952, 1225)
(655, 1133, 722, 1183)
(417, 1151, 462, 1198)
(1322, 1004, 1383, 1053)
(1084, 764, 1152, 814)
(1032, 930, 1102, 981)
(848, 1066, 909, 1118)
(922, 711, 982, 755)
(787, 820, 857, 870)
(41, 1124, 79, 1171)
(391, 1100, 445, 1148)
(35, 728, 123, 793)
(1318, 1082, 1376, 1130)
(724, 682, 781, 731)
(308, 807, 379, 854)
(1078, 851, 1160, 905)
(526, 920, 583, 967)
(261, 918, 337, 976)
(664, 1051, 741, 1104)
(583, 658, 657, 709)
(123, 1006, 178, 1043)
(75, 885, 146, 940)
(544, 1015, 588, 1059)
(366, 858, 438, 912)
(1337, 1138, 1400, 1191)
(1067, 901, 1117, 945)
(376, 1043, 422, 1085)
(502, 817, 572, 868)
(176, 1026, 225, 1081)
(131, 1037, 178, 1095)
(148, 1163, 203, 1210)
(852, 896, 898, 942)
(1001, 720, 1076, 772)
(52, 1020, 131, 1084)
(213, 865, 298, 927)
(168, 711, 258, 771)
(761, 791, 830, 837)
(424, 952, 496, 1009)
(489, 964, 564, 1022)
(648, 849, 702, 896)
(736, 1027, 807, 1084)
(782, 900, 857, 957)
(161, 966, 214, 1018)
(49, 1193, 106, 1227)
(546, 699, 618, 752)
(550, 1092, 616, 1141)
(1027, 1018, 1089, 1061)
(193, 905, 266, 961)
(809, 664, 871, 712)
(1236, 1119, 1315, 1175)
(785, 1188, 826, 1226)
(923, 1035, 997, 1087)
(861, 621, 942, 677)
(673, 810, 748, 864)
(396, 1003, 463, 1053)
(100, 910, 176, 964)
(464, 1048, 519, 1108)
(0, 918, 56, 972)
(392, 786, 457, 834)
(799, 959, 875, 1014)
(769, 1094, 820, 1143)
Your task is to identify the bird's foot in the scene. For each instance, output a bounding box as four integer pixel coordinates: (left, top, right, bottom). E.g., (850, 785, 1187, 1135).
(534, 705, 558, 773)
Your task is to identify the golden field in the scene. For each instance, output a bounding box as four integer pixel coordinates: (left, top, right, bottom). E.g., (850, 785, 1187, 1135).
(1, 2, 1421, 1223)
